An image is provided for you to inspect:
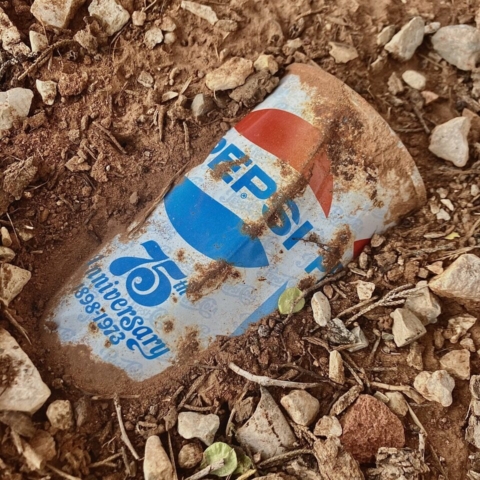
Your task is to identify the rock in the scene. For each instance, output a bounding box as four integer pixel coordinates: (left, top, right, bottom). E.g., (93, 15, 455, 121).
(432, 25, 480, 71)
(406, 342, 424, 371)
(0, 88, 33, 134)
(161, 16, 177, 31)
(164, 32, 176, 45)
(138, 71, 154, 88)
(328, 42, 359, 63)
(0, 247, 14, 263)
(348, 326, 369, 352)
(373, 448, 430, 478)
(401, 70, 426, 90)
(73, 28, 98, 54)
(254, 54, 279, 75)
(471, 375, 480, 400)
(177, 443, 203, 469)
(0, 411, 36, 437)
(29, 430, 56, 462)
(132, 10, 146, 26)
(206, 57, 253, 91)
(256, 475, 296, 480)
(229, 70, 279, 107)
(330, 385, 363, 417)
(377, 25, 396, 46)
(387, 72, 404, 95)
(466, 415, 480, 448)
(314, 416, 342, 437)
(329, 351, 345, 385)
(314, 438, 365, 479)
(46, 400, 74, 430)
(280, 390, 320, 426)
(311, 291, 331, 327)
(36, 80, 57, 106)
(181, 0, 218, 25)
(236, 387, 296, 459)
(144, 435, 174, 480)
(1, 228, 12, 247)
(430, 254, 480, 302)
(0, 264, 31, 306)
(282, 38, 303, 56)
(0, 329, 50, 414)
(216, 19, 238, 32)
(88, 0, 130, 36)
(460, 337, 476, 353)
(425, 22, 441, 34)
(390, 308, 426, 347)
(385, 392, 408, 417)
(65, 156, 90, 172)
(404, 282, 441, 325)
(428, 117, 470, 167)
(31, 0, 86, 29)
(29, 31, 48, 53)
(355, 281, 375, 301)
(327, 318, 356, 345)
(340, 395, 405, 464)
(3, 157, 37, 201)
(385, 17, 425, 61)
(58, 72, 89, 97)
(413, 370, 455, 406)
(191, 94, 215, 119)
(177, 412, 219, 446)
(144, 27, 164, 49)
(444, 313, 477, 343)
(440, 349, 470, 380)
(422, 90, 439, 105)
(0, 8, 30, 57)
(74, 396, 94, 428)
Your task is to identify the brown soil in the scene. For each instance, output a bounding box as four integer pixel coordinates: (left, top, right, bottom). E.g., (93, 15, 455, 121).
(1, 0, 480, 478)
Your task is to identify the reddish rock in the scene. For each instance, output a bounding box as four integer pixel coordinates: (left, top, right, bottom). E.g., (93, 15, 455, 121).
(340, 394, 405, 463)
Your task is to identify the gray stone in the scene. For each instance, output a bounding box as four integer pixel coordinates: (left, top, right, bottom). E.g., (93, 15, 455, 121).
(144, 435, 174, 480)
(385, 392, 408, 417)
(36, 80, 57, 106)
(206, 57, 253, 91)
(314, 415, 342, 437)
(377, 26, 396, 46)
(385, 17, 425, 61)
(327, 318, 357, 345)
(432, 25, 480, 71)
(413, 370, 455, 407)
(440, 349, 470, 380)
(177, 443, 203, 469)
(88, 0, 130, 36)
(191, 94, 215, 119)
(29, 31, 48, 53)
(46, 400, 74, 430)
(390, 308, 426, 347)
(181, 0, 218, 25)
(31, 0, 86, 29)
(280, 390, 320, 426)
(328, 42, 359, 63)
(429, 254, 480, 302)
(402, 70, 426, 90)
(329, 350, 345, 385)
(0, 264, 31, 306)
(428, 117, 471, 167)
(236, 387, 296, 459)
(311, 291, 331, 327)
(348, 326, 369, 352)
(177, 412, 219, 446)
(404, 282, 441, 325)
(0, 329, 50, 414)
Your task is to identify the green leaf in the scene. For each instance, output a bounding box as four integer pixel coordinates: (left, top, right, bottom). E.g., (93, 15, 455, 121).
(278, 287, 305, 314)
(201, 442, 238, 477)
(233, 451, 252, 474)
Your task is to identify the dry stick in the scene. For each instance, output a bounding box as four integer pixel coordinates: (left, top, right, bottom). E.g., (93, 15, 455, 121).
(121, 446, 134, 477)
(177, 374, 207, 410)
(257, 449, 313, 469)
(158, 105, 166, 142)
(92, 121, 127, 154)
(167, 431, 178, 480)
(2, 309, 31, 344)
(336, 296, 379, 318)
(113, 394, 140, 460)
(184, 460, 225, 480)
(406, 402, 427, 436)
(428, 440, 449, 480)
(229, 362, 323, 389)
(89, 452, 123, 468)
(436, 244, 480, 261)
(18, 40, 77, 80)
(366, 334, 381, 366)
(46, 464, 81, 480)
(6, 212, 20, 246)
(183, 121, 191, 157)
(412, 105, 430, 134)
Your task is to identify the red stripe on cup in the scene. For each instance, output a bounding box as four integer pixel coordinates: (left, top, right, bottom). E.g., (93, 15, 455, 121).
(235, 108, 333, 218)
(353, 238, 371, 258)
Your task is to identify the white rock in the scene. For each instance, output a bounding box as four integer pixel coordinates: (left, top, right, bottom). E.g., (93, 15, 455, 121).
(191, 94, 214, 119)
(425, 22, 441, 35)
(328, 42, 359, 63)
(236, 387, 296, 459)
(283, 38, 303, 56)
(177, 443, 202, 469)
(36, 80, 57, 106)
(73, 29, 98, 53)
(348, 326, 369, 352)
(313, 415, 342, 437)
(404, 282, 441, 325)
(432, 25, 480, 71)
(0, 247, 15, 263)
(402, 70, 426, 90)
(138, 71, 154, 88)
(436, 208, 451, 222)
(460, 337, 476, 353)
(164, 32, 176, 45)
(444, 314, 477, 343)
(428, 117, 470, 167)
(29, 31, 48, 53)
(181, 0, 218, 25)
(31, 0, 86, 29)
(385, 17, 425, 61)
(311, 291, 331, 327)
(0, 8, 30, 57)
(470, 375, 480, 400)
(390, 308, 426, 347)
(0, 329, 51, 414)
(0, 88, 34, 134)
(144, 27, 164, 50)
(407, 342, 424, 371)
(144, 435, 174, 480)
(377, 25, 396, 46)
(88, 0, 130, 37)
(385, 392, 408, 417)
(161, 16, 177, 32)
(280, 390, 320, 426)
(216, 19, 238, 33)
(46, 400, 74, 430)
(177, 412, 219, 446)
(466, 415, 480, 448)
(0, 264, 31, 306)
(328, 350, 345, 385)
(413, 370, 455, 407)
(440, 349, 471, 380)
(422, 90, 439, 104)
(206, 57, 253, 92)
(387, 72, 404, 95)
(355, 281, 375, 300)
(1, 227, 12, 247)
(254, 54, 279, 75)
(132, 10, 146, 27)
(429, 254, 480, 302)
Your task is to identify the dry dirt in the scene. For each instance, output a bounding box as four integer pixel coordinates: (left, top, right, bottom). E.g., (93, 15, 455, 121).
(1, 0, 480, 478)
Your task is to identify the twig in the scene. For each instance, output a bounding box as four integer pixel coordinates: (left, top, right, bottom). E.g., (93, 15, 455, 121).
(121, 446, 134, 477)
(6, 213, 20, 246)
(428, 439, 449, 480)
(177, 374, 207, 410)
(158, 105, 166, 142)
(412, 106, 430, 134)
(435, 245, 480, 261)
(407, 403, 427, 436)
(46, 464, 81, 480)
(92, 121, 127, 154)
(167, 431, 178, 480)
(184, 460, 225, 480)
(229, 362, 323, 389)
(336, 296, 379, 318)
(366, 334, 381, 366)
(464, 217, 480, 244)
(113, 394, 140, 460)
(370, 381, 413, 392)
(89, 453, 122, 468)
(257, 449, 313, 469)
(295, 8, 326, 20)
(2, 309, 31, 344)
(183, 121, 191, 158)
(18, 40, 77, 80)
